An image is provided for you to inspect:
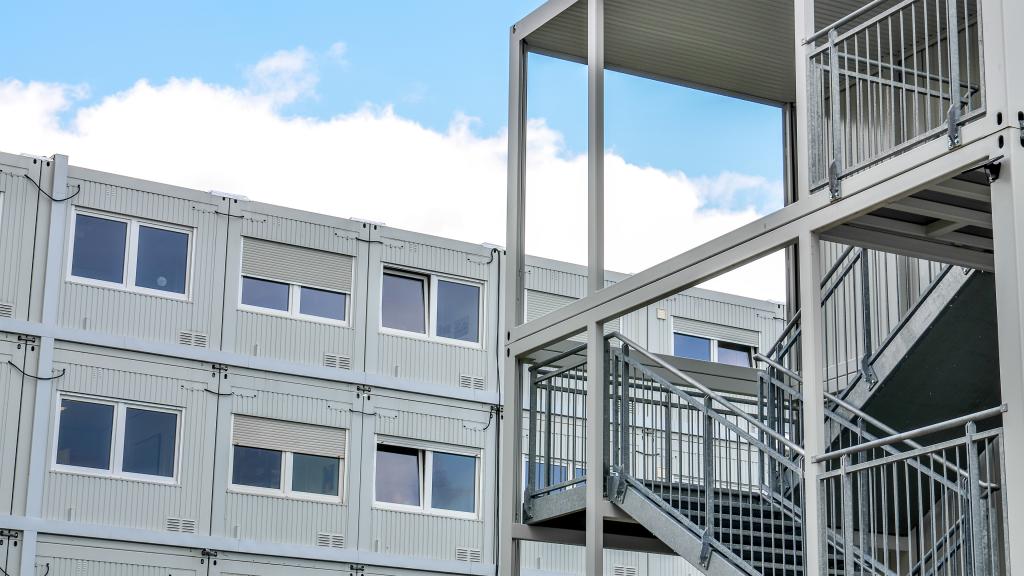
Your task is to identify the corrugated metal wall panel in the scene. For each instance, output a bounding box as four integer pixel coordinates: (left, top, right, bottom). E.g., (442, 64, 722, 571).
(0, 340, 20, 515)
(0, 161, 39, 321)
(650, 292, 785, 357)
(377, 334, 487, 392)
(370, 508, 484, 561)
(43, 347, 216, 533)
(380, 235, 491, 282)
(240, 208, 362, 259)
(242, 237, 353, 293)
(58, 176, 225, 347)
(37, 539, 201, 576)
(373, 399, 488, 450)
(235, 310, 355, 368)
(224, 492, 350, 547)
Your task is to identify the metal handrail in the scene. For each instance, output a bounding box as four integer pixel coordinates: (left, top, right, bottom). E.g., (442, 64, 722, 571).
(813, 405, 1006, 463)
(754, 353, 802, 384)
(804, 0, 901, 44)
(607, 331, 805, 457)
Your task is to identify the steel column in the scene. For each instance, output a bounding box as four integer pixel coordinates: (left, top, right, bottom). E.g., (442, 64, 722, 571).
(798, 230, 827, 575)
(585, 322, 606, 576)
(499, 25, 528, 576)
(990, 137, 1024, 576)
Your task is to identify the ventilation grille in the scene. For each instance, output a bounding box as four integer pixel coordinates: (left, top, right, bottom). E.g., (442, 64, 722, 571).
(613, 566, 638, 576)
(323, 353, 351, 370)
(166, 517, 197, 534)
(455, 547, 482, 562)
(316, 532, 345, 548)
(459, 374, 485, 390)
(0, 302, 12, 319)
(178, 330, 209, 348)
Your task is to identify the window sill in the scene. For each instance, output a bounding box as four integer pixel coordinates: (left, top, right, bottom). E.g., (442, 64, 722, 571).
(372, 502, 479, 521)
(227, 486, 345, 505)
(238, 304, 350, 329)
(378, 328, 483, 350)
(66, 276, 192, 303)
(51, 465, 179, 486)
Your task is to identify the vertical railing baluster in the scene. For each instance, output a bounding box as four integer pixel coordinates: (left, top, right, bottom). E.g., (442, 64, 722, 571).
(544, 366, 554, 487)
(527, 367, 538, 503)
(828, 28, 844, 200)
(703, 396, 715, 535)
(841, 455, 856, 576)
(946, 0, 962, 146)
(620, 346, 631, 479)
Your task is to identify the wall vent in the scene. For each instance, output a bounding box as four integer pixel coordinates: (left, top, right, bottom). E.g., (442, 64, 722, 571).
(178, 330, 209, 348)
(455, 547, 482, 562)
(0, 302, 12, 319)
(459, 374, 485, 390)
(323, 353, 351, 370)
(166, 517, 197, 534)
(613, 566, 639, 576)
(316, 532, 345, 548)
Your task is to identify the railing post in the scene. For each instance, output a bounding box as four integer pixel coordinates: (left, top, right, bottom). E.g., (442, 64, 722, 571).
(945, 0, 962, 148)
(544, 366, 554, 488)
(526, 368, 538, 502)
(859, 250, 879, 387)
(965, 422, 989, 576)
(827, 27, 844, 200)
(620, 345, 631, 478)
(841, 455, 856, 576)
(703, 396, 715, 536)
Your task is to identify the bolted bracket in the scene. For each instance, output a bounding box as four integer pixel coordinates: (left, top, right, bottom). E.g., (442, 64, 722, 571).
(608, 470, 627, 503)
(947, 100, 963, 148)
(861, 355, 879, 389)
(828, 159, 842, 201)
(699, 528, 713, 568)
(984, 160, 1002, 184)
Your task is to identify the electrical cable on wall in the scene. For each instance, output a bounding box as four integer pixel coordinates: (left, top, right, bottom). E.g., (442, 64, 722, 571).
(7, 360, 65, 381)
(0, 169, 81, 202)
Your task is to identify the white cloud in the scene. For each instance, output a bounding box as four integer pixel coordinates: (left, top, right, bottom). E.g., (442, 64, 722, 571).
(327, 41, 348, 65)
(245, 47, 318, 105)
(0, 54, 786, 302)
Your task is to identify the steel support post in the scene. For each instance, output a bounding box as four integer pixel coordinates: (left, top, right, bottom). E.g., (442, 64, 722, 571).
(585, 321, 606, 576)
(798, 230, 827, 575)
(990, 138, 1024, 576)
(499, 26, 528, 576)
(586, 0, 606, 569)
(793, 0, 813, 200)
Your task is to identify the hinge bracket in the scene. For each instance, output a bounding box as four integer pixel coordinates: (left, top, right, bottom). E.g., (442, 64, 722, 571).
(349, 564, 366, 573)
(17, 334, 37, 345)
(211, 363, 229, 373)
(200, 549, 218, 558)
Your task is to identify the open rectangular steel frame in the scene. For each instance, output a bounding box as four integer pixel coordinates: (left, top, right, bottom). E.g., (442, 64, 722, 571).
(500, 0, 1024, 574)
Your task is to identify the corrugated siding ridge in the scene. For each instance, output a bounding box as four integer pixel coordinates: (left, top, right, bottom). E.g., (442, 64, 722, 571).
(233, 414, 346, 458)
(672, 317, 759, 347)
(242, 237, 353, 293)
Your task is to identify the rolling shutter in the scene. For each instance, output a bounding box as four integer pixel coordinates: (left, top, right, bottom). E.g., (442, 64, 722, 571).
(672, 317, 759, 348)
(526, 290, 621, 334)
(232, 415, 347, 458)
(242, 238, 353, 293)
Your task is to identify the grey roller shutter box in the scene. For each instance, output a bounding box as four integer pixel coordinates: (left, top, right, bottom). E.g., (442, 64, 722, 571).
(672, 317, 759, 347)
(526, 290, 620, 333)
(242, 237, 353, 293)
(232, 415, 347, 458)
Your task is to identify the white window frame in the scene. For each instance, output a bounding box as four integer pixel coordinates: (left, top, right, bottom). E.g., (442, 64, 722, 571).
(51, 393, 181, 485)
(238, 274, 351, 328)
(67, 208, 194, 301)
(372, 437, 480, 520)
(228, 442, 346, 504)
(672, 332, 754, 367)
(380, 266, 484, 348)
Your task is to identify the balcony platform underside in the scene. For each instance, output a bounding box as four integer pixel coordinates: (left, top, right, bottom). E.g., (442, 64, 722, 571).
(822, 169, 993, 272)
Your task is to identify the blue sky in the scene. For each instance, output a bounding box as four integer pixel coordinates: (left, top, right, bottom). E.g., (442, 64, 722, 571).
(0, 1, 787, 299)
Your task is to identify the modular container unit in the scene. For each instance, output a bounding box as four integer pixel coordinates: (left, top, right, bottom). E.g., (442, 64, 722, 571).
(361, 386, 495, 564)
(36, 536, 205, 576)
(218, 365, 358, 549)
(367, 225, 500, 395)
(0, 152, 44, 323)
(224, 199, 370, 373)
(520, 542, 702, 576)
(0, 529, 20, 576)
(57, 166, 230, 349)
(42, 343, 218, 534)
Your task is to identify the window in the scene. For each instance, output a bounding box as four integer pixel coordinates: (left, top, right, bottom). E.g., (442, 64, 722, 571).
(673, 332, 754, 367)
(239, 238, 353, 325)
(229, 415, 346, 501)
(382, 272, 426, 333)
(54, 396, 179, 481)
(381, 268, 483, 345)
(69, 210, 191, 297)
(374, 442, 478, 517)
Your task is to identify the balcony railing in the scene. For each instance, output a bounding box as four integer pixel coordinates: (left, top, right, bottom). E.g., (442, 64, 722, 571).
(807, 0, 985, 197)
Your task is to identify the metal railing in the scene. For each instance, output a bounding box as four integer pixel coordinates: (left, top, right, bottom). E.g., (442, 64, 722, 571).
(607, 333, 805, 575)
(807, 0, 985, 196)
(816, 408, 1008, 576)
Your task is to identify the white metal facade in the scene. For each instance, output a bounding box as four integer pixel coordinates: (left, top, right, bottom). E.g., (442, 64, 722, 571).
(0, 150, 785, 575)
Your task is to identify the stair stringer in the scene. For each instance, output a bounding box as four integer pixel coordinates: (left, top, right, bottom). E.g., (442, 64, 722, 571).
(836, 267, 973, 416)
(614, 478, 758, 576)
